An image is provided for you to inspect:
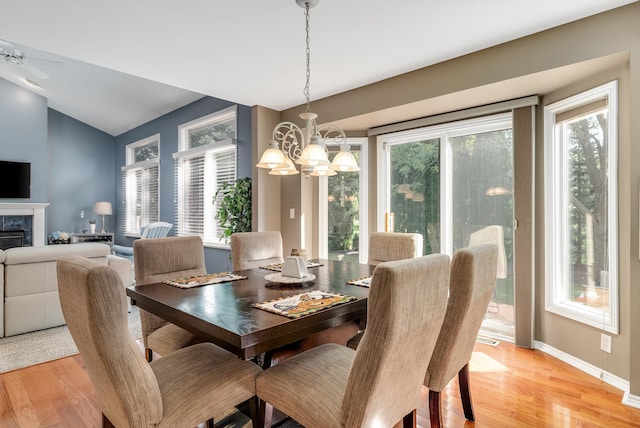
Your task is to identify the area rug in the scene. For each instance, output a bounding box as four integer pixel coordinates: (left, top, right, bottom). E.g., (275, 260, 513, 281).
(0, 306, 142, 374)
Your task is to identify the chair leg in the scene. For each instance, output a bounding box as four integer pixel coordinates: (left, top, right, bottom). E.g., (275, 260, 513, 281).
(428, 390, 442, 428)
(205, 418, 215, 428)
(145, 347, 153, 362)
(402, 409, 416, 428)
(259, 399, 274, 428)
(249, 396, 259, 428)
(102, 413, 115, 428)
(458, 363, 475, 421)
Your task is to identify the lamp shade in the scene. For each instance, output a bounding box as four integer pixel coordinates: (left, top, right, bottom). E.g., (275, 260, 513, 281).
(330, 143, 360, 172)
(93, 201, 112, 215)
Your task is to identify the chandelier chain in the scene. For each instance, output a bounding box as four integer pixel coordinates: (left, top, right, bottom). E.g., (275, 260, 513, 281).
(304, 1, 311, 112)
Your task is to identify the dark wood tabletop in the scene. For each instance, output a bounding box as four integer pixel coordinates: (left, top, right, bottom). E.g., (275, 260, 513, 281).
(126, 259, 374, 360)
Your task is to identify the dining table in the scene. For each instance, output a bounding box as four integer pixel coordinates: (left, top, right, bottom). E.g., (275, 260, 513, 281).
(126, 258, 374, 361)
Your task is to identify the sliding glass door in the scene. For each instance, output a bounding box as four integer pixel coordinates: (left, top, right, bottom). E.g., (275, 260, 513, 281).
(379, 114, 515, 337)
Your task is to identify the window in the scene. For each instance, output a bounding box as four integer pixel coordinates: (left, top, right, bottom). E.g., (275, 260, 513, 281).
(378, 113, 515, 337)
(544, 81, 618, 333)
(319, 139, 368, 263)
(121, 135, 159, 235)
(173, 106, 237, 247)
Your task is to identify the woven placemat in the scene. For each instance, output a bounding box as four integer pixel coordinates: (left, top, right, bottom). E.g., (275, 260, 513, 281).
(347, 276, 372, 288)
(164, 272, 247, 289)
(253, 290, 356, 319)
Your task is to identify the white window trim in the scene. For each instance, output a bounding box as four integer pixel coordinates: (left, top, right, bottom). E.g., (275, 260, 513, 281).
(543, 81, 619, 334)
(318, 138, 368, 263)
(121, 134, 160, 237)
(174, 106, 238, 248)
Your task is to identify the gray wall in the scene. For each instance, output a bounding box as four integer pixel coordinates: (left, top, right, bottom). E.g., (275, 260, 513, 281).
(0, 78, 48, 203)
(47, 109, 116, 234)
(115, 96, 253, 272)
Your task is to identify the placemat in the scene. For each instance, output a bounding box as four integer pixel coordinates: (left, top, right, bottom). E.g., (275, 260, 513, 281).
(260, 261, 323, 272)
(253, 290, 356, 319)
(347, 276, 372, 288)
(164, 272, 247, 289)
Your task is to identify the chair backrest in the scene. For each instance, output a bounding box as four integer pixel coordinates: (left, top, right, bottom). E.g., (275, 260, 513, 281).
(134, 236, 207, 347)
(134, 236, 206, 286)
(468, 225, 507, 279)
(140, 221, 174, 239)
(342, 254, 450, 427)
(368, 232, 423, 265)
(231, 231, 284, 270)
(57, 256, 162, 427)
(424, 244, 499, 391)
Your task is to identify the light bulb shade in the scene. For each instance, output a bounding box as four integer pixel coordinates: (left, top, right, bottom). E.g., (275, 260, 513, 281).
(269, 156, 300, 175)
(309, 165, 337, 176)
(330, 144, 360, 172)
(296, 136, 330, 167)
(93, 201, 112, 215)
(257, 142, 288, 169)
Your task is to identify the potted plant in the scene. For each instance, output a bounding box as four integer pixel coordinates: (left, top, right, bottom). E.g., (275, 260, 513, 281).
(214, 177, 252, 243)
(88, 218, 96, 233)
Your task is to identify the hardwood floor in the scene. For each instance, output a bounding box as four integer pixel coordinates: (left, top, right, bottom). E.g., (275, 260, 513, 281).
(1, 340, 640, 427)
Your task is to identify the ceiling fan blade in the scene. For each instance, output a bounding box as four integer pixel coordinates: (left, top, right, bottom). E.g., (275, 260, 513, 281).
(0, 40, 16, 55)
(21, 63, 49, 79)
(28, 57, 64, 67)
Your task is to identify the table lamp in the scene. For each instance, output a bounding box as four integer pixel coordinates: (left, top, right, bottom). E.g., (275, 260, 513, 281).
(93, 201, 113, 233)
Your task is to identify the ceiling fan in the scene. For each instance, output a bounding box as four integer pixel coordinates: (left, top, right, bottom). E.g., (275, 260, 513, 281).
(0, 39, 62, 80)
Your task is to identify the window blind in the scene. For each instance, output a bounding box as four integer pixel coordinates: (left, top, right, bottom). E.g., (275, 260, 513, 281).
(174, 140, 236, 246)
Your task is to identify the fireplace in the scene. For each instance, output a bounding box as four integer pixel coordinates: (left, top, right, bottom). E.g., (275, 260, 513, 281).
(0, 230, 25, 250)
(0, 203, 49, 246)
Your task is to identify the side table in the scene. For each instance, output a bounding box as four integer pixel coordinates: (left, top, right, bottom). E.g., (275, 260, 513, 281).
(71, 232, 114, 246)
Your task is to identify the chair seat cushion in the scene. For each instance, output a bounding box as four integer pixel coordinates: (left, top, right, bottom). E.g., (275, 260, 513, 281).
(147, 323, 203, 358)
(151, 342, 262, 428)
(256, 343, 354, 428)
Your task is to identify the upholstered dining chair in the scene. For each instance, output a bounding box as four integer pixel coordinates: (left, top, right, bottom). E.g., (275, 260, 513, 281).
(111, 221, 174, 261)
(57, 255, 262, 428)
(346, 231, 424, 350)
(424, 244, 499, 428)
(367, 231, 424, 266)
(231, 231, 284, 270)
(468, 225, 508, 313)
(134, 235, 206, 362)
(256, 254, 450, 428)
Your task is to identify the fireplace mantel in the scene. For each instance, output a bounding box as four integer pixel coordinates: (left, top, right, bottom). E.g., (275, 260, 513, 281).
(0, 203, 50, 246)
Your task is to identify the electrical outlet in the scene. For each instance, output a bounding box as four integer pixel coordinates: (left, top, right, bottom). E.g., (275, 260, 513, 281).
(601, 333, 612, 353)
(289, 208, 295, 219)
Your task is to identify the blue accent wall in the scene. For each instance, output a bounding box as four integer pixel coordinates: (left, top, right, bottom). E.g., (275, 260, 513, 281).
(0, 78, 48, 203)
(115, 96, 252, 272)
(48, 109, 116, 234)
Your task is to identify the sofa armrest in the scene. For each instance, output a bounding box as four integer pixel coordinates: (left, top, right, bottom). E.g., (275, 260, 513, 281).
(112, 244, 134, 260)
(107, 254, 132, 287)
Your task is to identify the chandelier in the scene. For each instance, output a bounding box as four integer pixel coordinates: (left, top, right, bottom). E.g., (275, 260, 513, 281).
(256, 0, 360, 177)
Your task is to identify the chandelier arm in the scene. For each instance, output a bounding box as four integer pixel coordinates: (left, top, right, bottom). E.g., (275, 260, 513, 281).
(273, 121, 305, 161)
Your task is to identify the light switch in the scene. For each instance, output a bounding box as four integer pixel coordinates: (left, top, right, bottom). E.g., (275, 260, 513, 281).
(289, 208, 295, 219)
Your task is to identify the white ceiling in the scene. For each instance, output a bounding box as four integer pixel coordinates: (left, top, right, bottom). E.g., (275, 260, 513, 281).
(0, 0, 636, 136)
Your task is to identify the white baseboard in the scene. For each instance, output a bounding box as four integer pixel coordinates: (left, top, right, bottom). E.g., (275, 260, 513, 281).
(534, 340, 640, 410)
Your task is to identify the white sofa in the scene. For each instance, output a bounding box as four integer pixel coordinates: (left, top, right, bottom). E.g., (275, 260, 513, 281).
(1, 243, 131, 337)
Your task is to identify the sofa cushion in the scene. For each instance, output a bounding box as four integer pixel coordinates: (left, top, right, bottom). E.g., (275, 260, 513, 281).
(0, 249, 6, 264)
(3, 243, 110, 265)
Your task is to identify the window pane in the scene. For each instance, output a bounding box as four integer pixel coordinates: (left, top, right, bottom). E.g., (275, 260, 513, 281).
(188, 118, 236, 149)
(133, 142, 158, 162)
(389, 139, 440, 254)
(450, 128, 514, 335)
(327, 151, 360, 262)
(565, 110, 609, 311)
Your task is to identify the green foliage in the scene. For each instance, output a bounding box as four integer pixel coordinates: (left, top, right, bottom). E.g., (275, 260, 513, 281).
(214, 177, 252, 243)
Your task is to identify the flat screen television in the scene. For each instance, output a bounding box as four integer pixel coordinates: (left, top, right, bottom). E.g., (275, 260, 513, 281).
(0, 160, 31, 198)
